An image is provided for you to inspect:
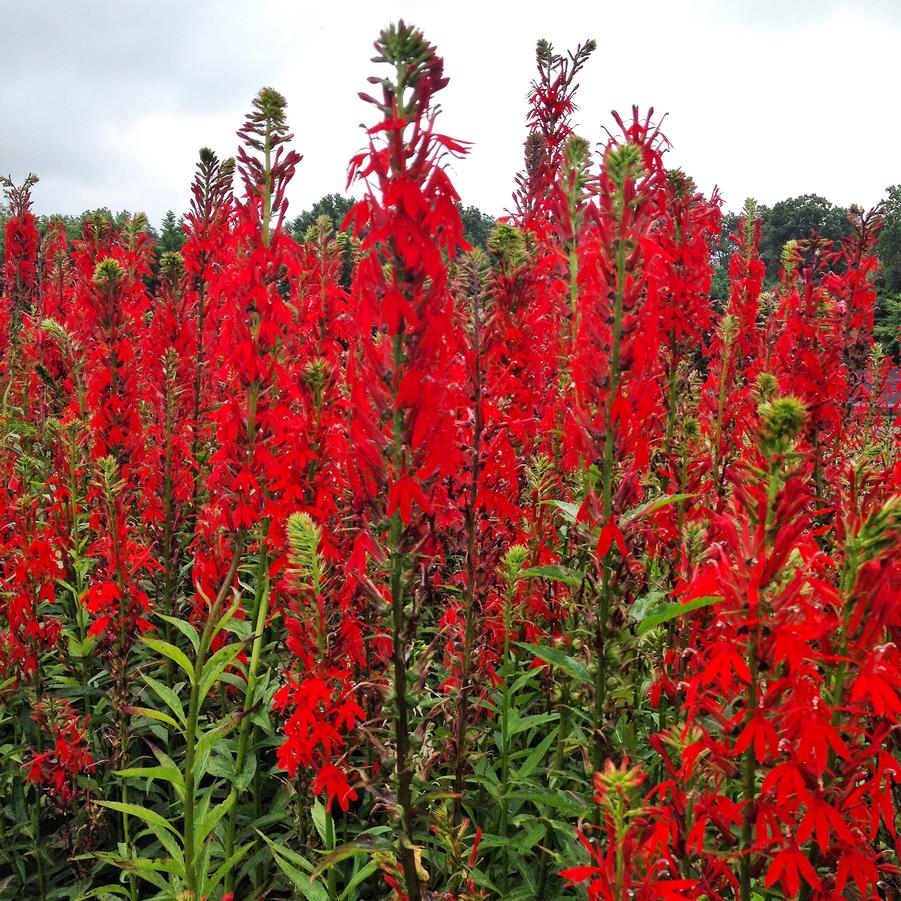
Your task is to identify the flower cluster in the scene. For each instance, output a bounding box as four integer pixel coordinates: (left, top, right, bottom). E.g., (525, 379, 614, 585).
(0, 21, 898, 901)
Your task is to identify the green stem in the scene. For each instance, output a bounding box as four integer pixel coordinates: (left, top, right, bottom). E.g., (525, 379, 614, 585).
(184, 545, 243, 896)
(325, 810, 338, 901)
(739, 648, 759, 901)
(451, 262, 483, 829)
(385, 322, 422, 900)
(740, 456, 777, 901)
(32, 676, 47, 901)
(33, 792, 46, 901)
(224, 544, 270, 891)
(663, 340, 680, 458)
(594, 203, 627, 774)
(120, 716, 136, 901)
(389, 509, 420, 899)
(497, 580, 514, 894)
(262, 120, 272, 246)
(799, 524, 861, 901)
(712, 337, 733, 493)
(183, 642, 203, 892)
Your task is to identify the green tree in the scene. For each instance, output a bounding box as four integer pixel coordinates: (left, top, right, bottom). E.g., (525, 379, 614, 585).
(876, 186, 901, 294)
(458, 203, 496, 249)
(157, 209, 186, 254)
(709, 195, 853, 307)
(874, 293, 901, 358)
(874, 185, 901, 357)
(709, 209, 740, 306)
(758, 194, 848, 280)
(290, 193, 355, 241)
(290, 193, 497, 250)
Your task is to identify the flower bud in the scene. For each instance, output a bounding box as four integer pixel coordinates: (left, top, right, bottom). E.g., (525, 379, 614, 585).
(718, 313, 739, 346)
(754, 371, 778, 402)
(159, 251, 185, 287)
(500, 545, 529, 585)
(488, 223, 527, 270)
(759, 395, 807, 444)
(605, 142, 644, 189)
(92, 257, 125, 289)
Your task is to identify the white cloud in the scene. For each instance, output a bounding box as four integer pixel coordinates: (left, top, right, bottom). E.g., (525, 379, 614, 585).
(2, 0, 898, 224)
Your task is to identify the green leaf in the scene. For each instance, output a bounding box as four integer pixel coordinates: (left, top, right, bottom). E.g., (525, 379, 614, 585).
(194, 713, 243, 772)
(218, 671, 247, 692)
(509, 712, 558, 737)
(311, 799, 328, 845)
(478, 822, 545, 851)
(548, 500, 581, 522)
(142, 636, 195, 683)
(147, 828, 187, 873)
(635, 595, 720, 635)
(339, 859, 379, 900)
(198, 641, 243, 704)
(629, 589, 666, 623)
(150, 745, 180, 772)
(116, 855, 182, 877)
(126, 705, 180, 730)
(234, 748, 257, 792)
(203, 841, 253, 897)
(114, 765, 185, 796)
(95, 799, 178, 836)
(74, 884, 130, 900)
(215, 596, 243, 637)
(622, 492, 693, 523)
(514, 727, 558, 781)
(257, 832, 327, 901)
(92, 854, 171, 892)
(66, 634, 94, 659)
(157, 614, 199, 652)
(509, 667, 542, 694)
(314, 838, 393, 876)
(251, 705, 273, 732)
(195, 792, 234, 848)
(141, 674, 187, 727)
(520, 565, 585, 589)
(505, 790, 584, 816)
(515, 642, 592, 685)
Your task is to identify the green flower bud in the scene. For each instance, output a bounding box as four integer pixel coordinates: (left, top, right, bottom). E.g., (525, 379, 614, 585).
(781, 239, 799, 276)
(500, 545, 529, 585)
(718, 314, 739, 346)
(605, 142, 644, 189)
(755, 371, 778, 402)
(253, 87, 288, 126)
(286, 511, 325, 592)
(159, 251, 185, 287)
(92, 257, 125, 289)
(759, 396, 807, 444)
(488, 223, 528, 270)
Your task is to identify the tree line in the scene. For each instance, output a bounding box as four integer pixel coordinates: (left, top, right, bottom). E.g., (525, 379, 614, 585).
(2, 188, 900, 355)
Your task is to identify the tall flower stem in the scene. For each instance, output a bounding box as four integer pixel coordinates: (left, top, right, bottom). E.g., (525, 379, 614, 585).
(740, 397, 805, 901)
(183, 544, 244, 896)
(451, 258, 484, 829)
(388, 330, 421, 901)
(593, 191, 628, 774)
(223, 542, 269, 891)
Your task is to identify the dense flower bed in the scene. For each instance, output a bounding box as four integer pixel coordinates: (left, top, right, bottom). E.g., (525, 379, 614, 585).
(0, 22, 898, 901)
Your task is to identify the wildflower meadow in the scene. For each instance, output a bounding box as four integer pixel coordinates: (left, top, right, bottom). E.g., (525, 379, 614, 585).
(0, 22, 899, 901)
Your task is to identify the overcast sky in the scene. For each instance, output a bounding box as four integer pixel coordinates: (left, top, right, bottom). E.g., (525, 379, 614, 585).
(3, 0, 900, 226)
